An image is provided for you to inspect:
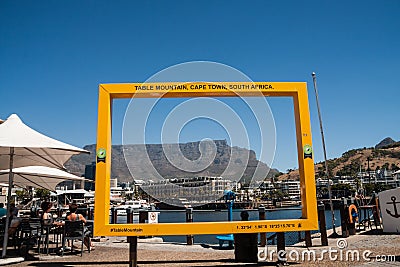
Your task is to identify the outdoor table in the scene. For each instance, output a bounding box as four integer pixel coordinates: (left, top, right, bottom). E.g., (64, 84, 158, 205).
(358, 205, 374, 229)
(51, 219, 65, 250)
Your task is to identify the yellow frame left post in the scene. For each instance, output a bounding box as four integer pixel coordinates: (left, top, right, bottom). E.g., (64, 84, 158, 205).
(94, 86, 112, 230)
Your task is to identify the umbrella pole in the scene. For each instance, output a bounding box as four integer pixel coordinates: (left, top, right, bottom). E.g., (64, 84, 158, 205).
(2, 147, 14, 258)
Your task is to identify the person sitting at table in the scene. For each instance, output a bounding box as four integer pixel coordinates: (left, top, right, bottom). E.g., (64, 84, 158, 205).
(8, 206, 21, 236)
(41, 201, 63, 226)
(66, 203, 94, 250)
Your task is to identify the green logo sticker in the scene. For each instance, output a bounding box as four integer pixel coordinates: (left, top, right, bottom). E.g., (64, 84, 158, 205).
(97, 148, 106, 163)
(303, 144, 313, 159)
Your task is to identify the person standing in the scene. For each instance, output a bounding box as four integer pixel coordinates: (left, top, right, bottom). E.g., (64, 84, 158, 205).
(10, 203, 19, 217)
(0, 203, 6, 217)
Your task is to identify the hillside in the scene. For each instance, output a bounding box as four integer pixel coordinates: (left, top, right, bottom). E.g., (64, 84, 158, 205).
(65, 140, 278, 184)
(278, 138, 400, 180)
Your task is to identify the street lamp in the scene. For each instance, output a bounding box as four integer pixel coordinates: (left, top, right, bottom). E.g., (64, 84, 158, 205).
(312, 72, 339, 238)
(367, 156, 371, 184)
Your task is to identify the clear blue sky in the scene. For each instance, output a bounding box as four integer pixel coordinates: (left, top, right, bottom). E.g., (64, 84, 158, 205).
(1, 1, 399, 172)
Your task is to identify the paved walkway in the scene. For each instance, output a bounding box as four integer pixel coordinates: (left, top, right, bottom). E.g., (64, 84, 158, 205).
(1, 229, 398, 267)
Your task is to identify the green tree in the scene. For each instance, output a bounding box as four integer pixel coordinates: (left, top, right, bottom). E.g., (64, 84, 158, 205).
(266, 189, 288, 201)
(382, 162, 390, 170)
(390, 163, 399, 171)
(364, 183, 374, 196)
(331, 183, 355, 198)
(35, 188, 50, 200)
(15, 189, 33, 204)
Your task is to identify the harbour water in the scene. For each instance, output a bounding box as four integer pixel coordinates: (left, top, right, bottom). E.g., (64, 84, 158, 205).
(114, 208, 341, 245)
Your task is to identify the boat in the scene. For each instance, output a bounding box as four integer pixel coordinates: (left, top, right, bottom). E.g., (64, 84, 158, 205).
(139, 199, 150, 210)
(112, 199, 153, 216)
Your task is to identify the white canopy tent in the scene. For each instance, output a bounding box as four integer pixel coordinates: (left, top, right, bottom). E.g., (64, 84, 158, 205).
(0, 114, 89, 257)
(0, 114, 88, 170)
(0, 166, 85, 192)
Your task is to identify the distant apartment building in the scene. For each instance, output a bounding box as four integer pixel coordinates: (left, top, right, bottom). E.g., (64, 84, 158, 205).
(275, 180, 301, 200)
(357, 169, 400, 188)
(257, 180, 274, 196)
(84, 162, 96, 191)
(393, 170, 400, 182)
(141, 176, 232, 204)
(316, 178, 330, 187)
(56, 179, 84, 191)
(335, 176, 354, 185)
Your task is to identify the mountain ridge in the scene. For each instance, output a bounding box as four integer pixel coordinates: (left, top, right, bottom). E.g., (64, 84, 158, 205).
(65, 140, 278, 184)
(278, 137, 400, 180)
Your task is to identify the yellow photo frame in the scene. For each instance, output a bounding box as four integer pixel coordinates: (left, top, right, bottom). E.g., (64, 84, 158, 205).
(94, 82, 318, 236)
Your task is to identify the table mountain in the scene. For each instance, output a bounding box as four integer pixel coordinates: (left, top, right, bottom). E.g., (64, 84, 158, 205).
(65, 140, 278, 185)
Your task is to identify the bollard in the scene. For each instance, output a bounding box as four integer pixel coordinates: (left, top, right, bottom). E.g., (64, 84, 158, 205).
(339, 200, 349, 238)
(277, 232, 286, 263)
(318, 203, 328, 246)
(234, 211, 258, 263)
(139, 210, 148, 223)
(259, 205, 266, 246)
(90, 206, 94, 220)
(110, 207, 117, 224)
(186, 208, 193, 245)
(127, 208, 133, 224)
(305, 231, 312, 247)
(128, 236, 138, 267)
(57, 207, 63, 219)
(126, 208, 134, 244)
(139, 210, 149, 239)
(87, 206, 91, 220)
(348, 221, 356, 235)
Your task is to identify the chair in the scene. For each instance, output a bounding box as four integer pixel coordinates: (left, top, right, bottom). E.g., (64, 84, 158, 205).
(61, 220, 87, 256)
(51, 221, 64, 250)
(18, 218, 42, 257)
(0, 221, 5, 244)
(40, 219, 53, 254)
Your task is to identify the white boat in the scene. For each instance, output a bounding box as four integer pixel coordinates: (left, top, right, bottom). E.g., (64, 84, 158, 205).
(116, 209, 126, 216)
(139, 199, 150, 210)
(113, 200, 141, 216)
(110, 199, 153, 216)
(125, 200, 142, 209)
(110, 193, 123, 203)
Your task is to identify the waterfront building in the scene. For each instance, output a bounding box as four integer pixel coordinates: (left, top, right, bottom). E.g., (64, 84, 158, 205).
(140, 176, 232, 205)
(110, 185, 124, 203)
(393, 170, 400, 183)
(357, 169, 400, 188)
(84, 162, 96, 191)
(277, 180, 301, 200)
(56, 179, 84, 191)
(258, 180, 274, 193)
(336, 176, 354, 185)
(55, 189, 92, 205)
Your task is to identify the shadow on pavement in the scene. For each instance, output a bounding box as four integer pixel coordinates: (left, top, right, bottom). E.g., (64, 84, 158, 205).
(25, 259, 282, 267)
(200, 243, 234, 250)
